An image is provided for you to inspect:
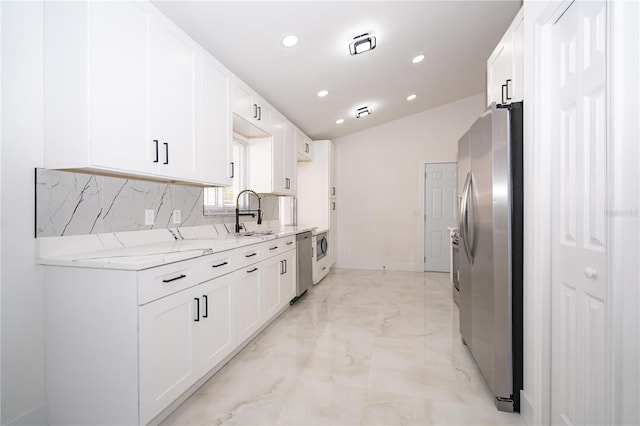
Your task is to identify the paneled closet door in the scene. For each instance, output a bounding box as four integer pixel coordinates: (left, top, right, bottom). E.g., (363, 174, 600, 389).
(550, 1, 608, 425)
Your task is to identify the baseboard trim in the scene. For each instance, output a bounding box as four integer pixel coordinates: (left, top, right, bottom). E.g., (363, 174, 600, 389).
(333, 260, 424, 272)
(6, 403, 47, 426)
(520, 390, 534, 425)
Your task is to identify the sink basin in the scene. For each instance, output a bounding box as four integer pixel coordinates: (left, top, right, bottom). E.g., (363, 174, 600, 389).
(236, 231, 273, 237)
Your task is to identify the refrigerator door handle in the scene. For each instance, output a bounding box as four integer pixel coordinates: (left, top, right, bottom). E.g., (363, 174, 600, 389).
(466, 175, 475, 263)
(460, 172, 473, 263)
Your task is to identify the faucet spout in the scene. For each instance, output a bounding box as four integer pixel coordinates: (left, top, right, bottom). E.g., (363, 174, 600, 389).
(235, 189, 262, 233)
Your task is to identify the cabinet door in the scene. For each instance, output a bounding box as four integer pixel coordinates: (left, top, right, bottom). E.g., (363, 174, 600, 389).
(330, 202, 337, 266)
(271, 115, 287, 194)
(296, 131, 313, 161)
(261, 257, 281, 321)
(330, 141, 337, 197)
(202, 51, 233, 186)
(511, 17, 524, 102)
(194, 275, 236, 374)
(89, 1, 154, 174)
(235, 266, 262, 344)
(149, 13, 200, 181)
(279, 251, 297, 308)
(233, 81, 254, 123)
(254, 99, 271, 132)
(284, 125, 297, 194)
(139, 290, 198, 425)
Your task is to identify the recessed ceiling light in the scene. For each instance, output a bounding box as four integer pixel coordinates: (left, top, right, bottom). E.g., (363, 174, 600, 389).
(349, 33, 376, 55)
(355, 106, 372, 118)
(336, 119, 344, 124)
(412, 54, 425, 64)
(407, 94, 417, 101)
(281, 35, 299, 48)
(317, 90, 329, 97)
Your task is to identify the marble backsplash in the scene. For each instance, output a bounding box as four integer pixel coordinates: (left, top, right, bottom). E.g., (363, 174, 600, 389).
(35, 169, 279, 238)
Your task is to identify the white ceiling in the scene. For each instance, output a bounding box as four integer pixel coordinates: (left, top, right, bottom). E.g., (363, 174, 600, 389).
(153, 1, 522, 140)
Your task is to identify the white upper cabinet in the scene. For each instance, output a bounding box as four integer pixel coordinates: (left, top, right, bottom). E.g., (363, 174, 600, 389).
(148, 11, 201, 182)
(487, 8, 523, 106)
(44, 1, 231, 185)
(284, 124, 297, 194)
(232, 79, 271, 133)
(296, 130, 314, 161)
(248, 114, 296, 196)
(201, 51, 233, 186)
(45, 1, 154, 177)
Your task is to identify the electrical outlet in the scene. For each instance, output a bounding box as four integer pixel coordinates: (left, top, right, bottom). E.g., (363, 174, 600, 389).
(144, 209, 154, 226)
(172, 209, 181, 224)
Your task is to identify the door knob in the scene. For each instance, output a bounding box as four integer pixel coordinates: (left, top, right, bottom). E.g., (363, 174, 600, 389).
(584, 267, 598, 279)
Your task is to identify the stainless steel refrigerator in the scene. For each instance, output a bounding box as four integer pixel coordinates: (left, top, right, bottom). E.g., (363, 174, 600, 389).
(457, 102, 523, 412)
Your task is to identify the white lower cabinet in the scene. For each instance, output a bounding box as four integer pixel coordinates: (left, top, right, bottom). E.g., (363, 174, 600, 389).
(139, 287, 198, 425)
(235, 265, 262, 344)
(196, 275, 236, 372)
(261, 256, 282, 321)
(279, 250, 297, 307)
(235, 246, 297, 346)
(139, 273, 235, 425)
(45, 235, 298, 425)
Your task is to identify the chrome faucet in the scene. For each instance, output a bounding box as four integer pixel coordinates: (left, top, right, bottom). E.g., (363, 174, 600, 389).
(235, 189, 262, 233)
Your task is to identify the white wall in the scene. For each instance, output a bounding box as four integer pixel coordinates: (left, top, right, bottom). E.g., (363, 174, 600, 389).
(334, 93, 485, 271)
(1, 2, 48, 424)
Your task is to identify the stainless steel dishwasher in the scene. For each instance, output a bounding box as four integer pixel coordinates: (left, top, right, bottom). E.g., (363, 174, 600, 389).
(291, 231, 313, 304)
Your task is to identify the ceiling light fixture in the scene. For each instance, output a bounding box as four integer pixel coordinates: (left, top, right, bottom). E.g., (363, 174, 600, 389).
(407, 94, 417, 101)
(355, 106, 372, 118)
(349, 33, 376, 55)
(281, 35, 299, 48)
(412, 54, 425, 64)
(317, 90, 329, 97)
(336, 119, 344, 124)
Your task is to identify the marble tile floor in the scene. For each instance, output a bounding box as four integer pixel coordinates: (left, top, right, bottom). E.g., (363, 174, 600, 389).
(161, 269, 524, 426)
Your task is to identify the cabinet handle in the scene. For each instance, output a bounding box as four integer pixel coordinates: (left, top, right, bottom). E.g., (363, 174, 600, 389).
(247, 267, 258, 274)
(269, 246, 278, 251)
(322, 266, 327, 271)
(506, 79, 512, 100)
(332, 187, 336, 196)
(153, 140, 159, 163)
(305, 143, 309, 153)
(332, 202, 336, 211)
(162, 274, 186, 283)
(258, 106, 262, 120)
(212, 261, 228, 268)
(194, 297, 200, 322)
(286, 241, 294, 245)
(230, 162, 235, 178)
(253, 104, 258, 119)
(280, 260, 285, 275)
(202, 295, 208, 318)
(501, 84, 507, 105)
(163, 142, 169, 165)
(285, 178, 290, 189)
(284, 259, 287, 274)
(245, 252, 257, 258)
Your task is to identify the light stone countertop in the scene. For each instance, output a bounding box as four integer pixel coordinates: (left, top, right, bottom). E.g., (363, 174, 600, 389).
(37, 223, 316, 271)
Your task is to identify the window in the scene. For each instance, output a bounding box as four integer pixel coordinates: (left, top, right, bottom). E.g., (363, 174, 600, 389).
(204, 138, 249, 214)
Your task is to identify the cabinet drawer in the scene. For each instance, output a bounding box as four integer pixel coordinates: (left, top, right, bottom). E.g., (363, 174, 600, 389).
(237, 242, 267, 268)
(138, 258, 202, 305)
(266, 236, 296, 258)
(201, 249, 239, 281)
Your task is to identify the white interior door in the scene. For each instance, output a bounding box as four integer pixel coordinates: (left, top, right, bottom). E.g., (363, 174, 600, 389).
(550, 1, 608, 424)
(424, 163, 457, 272)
